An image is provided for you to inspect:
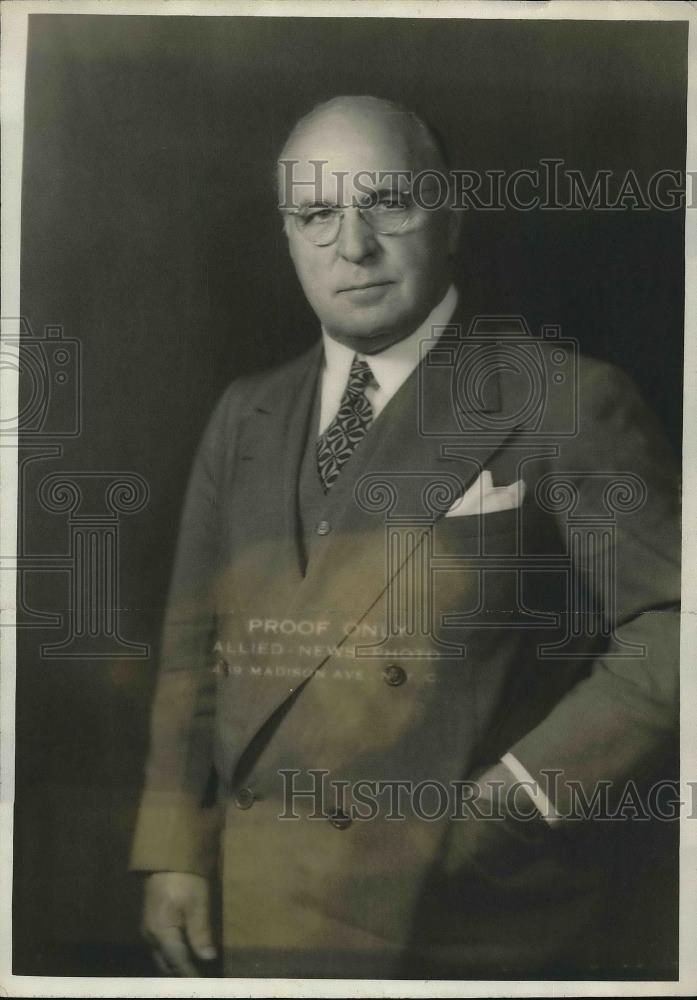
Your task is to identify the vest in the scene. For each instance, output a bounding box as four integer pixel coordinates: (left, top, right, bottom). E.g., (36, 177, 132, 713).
(296, 375, 377, 575)
(296, 383, 329, 574)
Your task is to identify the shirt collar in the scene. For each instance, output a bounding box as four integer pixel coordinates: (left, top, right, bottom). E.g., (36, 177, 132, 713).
(321, 284, 459, 395)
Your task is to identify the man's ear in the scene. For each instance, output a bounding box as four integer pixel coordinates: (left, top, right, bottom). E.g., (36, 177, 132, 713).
(280, 213, 294, 240)
(446, 207, 462, 257)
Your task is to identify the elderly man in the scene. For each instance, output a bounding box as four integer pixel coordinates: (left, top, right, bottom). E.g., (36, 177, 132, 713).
(130, 96, 680, 979)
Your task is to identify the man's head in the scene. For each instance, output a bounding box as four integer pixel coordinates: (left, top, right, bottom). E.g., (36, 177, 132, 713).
(277, 96, 460, 353)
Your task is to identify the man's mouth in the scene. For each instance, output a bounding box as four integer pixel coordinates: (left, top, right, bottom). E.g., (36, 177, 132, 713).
(337, 281, 393, 293)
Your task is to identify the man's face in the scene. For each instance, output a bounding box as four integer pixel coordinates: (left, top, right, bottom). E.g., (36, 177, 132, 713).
(278, 105, 459, 352)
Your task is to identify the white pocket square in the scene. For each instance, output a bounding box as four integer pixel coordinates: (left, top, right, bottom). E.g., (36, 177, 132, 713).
(445, 470, 526, 518)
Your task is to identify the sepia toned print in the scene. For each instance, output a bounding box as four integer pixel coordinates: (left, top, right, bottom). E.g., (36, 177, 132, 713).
(4, 6, 691, 995)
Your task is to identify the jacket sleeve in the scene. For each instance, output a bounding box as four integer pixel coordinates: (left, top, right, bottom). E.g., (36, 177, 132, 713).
(129, 383, 246, 877)
(508, 359, 680, 818)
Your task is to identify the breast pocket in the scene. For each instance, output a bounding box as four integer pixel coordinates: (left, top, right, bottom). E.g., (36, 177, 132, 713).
(433, 506, 522, 555)
(429, 508, 524, 632)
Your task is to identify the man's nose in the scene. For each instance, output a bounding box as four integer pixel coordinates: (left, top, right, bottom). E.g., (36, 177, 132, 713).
(335, 208, 378, 263)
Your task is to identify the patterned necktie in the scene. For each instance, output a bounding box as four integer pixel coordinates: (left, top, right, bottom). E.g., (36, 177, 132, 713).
(317, 355, 375, 492)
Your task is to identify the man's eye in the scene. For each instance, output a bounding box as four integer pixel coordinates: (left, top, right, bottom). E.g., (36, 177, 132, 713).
(301, 208, 335, 225)
(375, 198, 408, 211)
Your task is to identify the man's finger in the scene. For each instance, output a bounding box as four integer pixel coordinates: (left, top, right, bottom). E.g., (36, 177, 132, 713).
(185, 898, 217, 961)
(157, 927, 200, 977)
(151, 948, 175, 977)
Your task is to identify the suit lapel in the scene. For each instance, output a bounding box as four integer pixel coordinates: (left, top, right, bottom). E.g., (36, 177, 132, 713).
(226, 341, 322, 597)
(279, 342, 323, 577)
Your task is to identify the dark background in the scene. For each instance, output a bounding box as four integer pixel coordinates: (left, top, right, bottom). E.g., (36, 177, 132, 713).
(14, 14, 686, 977)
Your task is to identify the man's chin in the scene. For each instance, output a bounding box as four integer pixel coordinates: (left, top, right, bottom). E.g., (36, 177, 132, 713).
(323, 320, 414, 354)
(324, 307, 408, 343)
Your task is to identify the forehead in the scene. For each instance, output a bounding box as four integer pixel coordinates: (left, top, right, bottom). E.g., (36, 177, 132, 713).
(285, 107, 414, 168)
(278, 107, 417, 203)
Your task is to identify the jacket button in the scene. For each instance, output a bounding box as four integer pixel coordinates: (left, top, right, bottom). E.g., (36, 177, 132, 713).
(213, 657, 230, 677)
(329, 809, 352, 830)
(383, 663, 406, 686)
(316, 520, 331, 536)
(234, 787, 255, 810)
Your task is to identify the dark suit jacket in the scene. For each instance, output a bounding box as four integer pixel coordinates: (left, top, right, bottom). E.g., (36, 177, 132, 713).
(131, 316, 680, 978)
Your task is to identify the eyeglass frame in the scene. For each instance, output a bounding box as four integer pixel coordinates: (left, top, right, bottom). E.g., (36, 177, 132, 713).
(279, 187, 441, 247)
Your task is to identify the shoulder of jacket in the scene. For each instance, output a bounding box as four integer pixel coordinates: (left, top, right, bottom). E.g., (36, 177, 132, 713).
(528, 347, 651, 444)
(575, 351, 635, 388)
(540, 345, 641, 414)
(574, 352, 647, 417)
(204, 341, 321, 441)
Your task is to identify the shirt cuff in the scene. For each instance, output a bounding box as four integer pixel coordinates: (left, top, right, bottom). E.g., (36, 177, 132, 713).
(500, 752, 561, 827)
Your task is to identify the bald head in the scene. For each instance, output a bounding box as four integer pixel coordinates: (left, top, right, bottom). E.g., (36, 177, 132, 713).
(279, 95, 448, 179)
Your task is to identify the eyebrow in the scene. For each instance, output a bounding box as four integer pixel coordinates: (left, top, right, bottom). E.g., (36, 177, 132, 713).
(294, 186, 409, 208)
(294, 199, 338, 211)
(367, 184, 408, 196)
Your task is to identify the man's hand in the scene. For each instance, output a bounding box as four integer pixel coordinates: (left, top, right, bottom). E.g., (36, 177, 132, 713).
(141, 872, 216, 977)
(443, 762, 556, 879)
